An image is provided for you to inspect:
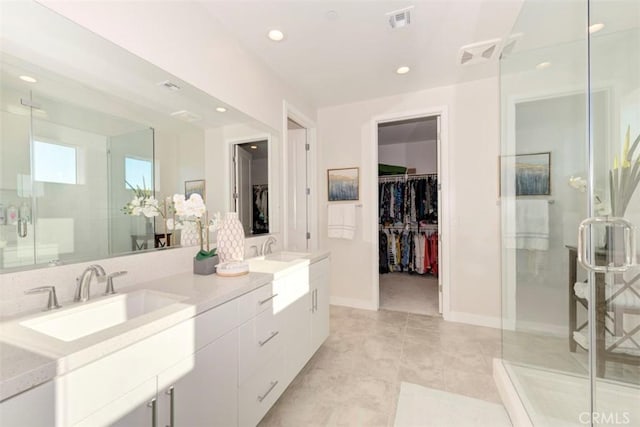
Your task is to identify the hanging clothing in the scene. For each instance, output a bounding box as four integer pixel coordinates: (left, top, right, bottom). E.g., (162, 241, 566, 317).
(379, 174, 439, 276)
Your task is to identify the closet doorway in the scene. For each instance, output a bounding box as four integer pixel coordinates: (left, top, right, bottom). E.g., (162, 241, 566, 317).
(377, 115, 442, 316)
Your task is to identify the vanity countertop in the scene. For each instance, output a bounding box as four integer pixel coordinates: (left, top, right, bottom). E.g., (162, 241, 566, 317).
(0, 271, 272, 401)
(0, 249, 331, 402)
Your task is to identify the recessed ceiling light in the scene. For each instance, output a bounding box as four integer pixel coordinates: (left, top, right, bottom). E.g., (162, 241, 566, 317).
(267, 29, 285, 42)
(216, 107, 227, 113)
(536, 61, 551, 70)
(589, 23, 605, 34)
(19, 75, 37, 83)
(250, 145, 258, 150)
(396, 66, 410, 75)
(326, 10, 339, 21)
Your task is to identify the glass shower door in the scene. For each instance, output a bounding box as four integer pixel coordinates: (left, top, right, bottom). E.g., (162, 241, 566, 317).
(589, 0, 640, 422)
(499, 0, 593, 424)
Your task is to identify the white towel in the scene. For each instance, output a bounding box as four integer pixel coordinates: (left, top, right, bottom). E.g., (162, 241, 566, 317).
(505, 200, 549, 250)
(328, 204, 356, 240)
(574, 282, 640, 309)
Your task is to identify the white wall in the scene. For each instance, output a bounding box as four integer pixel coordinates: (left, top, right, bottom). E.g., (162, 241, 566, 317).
(378, 140, 438, 174)
(38, 0, 316, 131)
(318, 77, 502, 324)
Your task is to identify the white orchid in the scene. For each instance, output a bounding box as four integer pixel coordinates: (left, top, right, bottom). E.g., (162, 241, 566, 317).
(568, 176, 587, 192)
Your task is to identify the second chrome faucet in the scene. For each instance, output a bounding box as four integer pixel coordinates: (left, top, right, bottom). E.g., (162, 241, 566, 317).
(74, 264, 106, 302)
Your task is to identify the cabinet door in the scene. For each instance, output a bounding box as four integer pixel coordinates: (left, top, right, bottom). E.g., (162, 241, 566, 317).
(311, 271, 330, 354)
(157, 329, 238, 427)
(75, 377, 157, 427)
(0, 381, 55, 427)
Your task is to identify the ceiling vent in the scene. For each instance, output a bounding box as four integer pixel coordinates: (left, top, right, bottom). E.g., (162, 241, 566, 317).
(158, 80, 181, 91)
(170, 110, 202, 123)
(500, 33, 523, 59)
(458, 38, 502, 66)
(387, 6, 414, 29)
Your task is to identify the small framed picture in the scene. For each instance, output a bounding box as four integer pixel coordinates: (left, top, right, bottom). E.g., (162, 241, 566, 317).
(185, 179, 206, 201)
(327, 167, 359, 201)
(500, 152, 551, 196)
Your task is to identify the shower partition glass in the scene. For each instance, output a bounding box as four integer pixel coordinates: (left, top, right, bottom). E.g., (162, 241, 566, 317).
(500, 0, 639, 425)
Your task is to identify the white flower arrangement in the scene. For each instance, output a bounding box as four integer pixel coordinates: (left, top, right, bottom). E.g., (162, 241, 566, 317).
(123, 182, 221, 257)
(172, 193, 221, 259)
(122, 181, 164, 218)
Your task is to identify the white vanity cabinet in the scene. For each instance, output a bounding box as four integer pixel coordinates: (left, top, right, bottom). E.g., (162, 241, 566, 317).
(310, 258, 330, 354)
(156, 329, 238, 427)
(238, 283, 286, 427)
(0, 380, 55, 427)
(72, 303, 240, 427)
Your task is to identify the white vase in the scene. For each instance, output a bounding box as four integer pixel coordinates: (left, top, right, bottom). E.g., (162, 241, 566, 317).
(217, 212, 245, 262)
(180, 222, 200, 247)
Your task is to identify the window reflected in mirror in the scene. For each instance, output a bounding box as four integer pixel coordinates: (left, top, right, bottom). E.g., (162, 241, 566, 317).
(233, 140, 269, 235)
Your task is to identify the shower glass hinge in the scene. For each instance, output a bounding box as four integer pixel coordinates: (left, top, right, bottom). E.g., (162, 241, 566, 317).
(306, 232, 311, 239)
(306, 188, 310, 195)
(305, 143, 310, 151)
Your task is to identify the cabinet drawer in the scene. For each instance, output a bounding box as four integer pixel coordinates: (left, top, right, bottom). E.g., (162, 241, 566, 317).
(238, 308, 282, 382)
(193, 297, 239, 350)
(238, 351, 285, 427)
(310, 258, 330, 282)
(237, 283, 274, 325)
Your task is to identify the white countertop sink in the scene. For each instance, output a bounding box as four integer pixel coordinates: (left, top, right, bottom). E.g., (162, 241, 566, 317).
(20, 289, 187, 342)
(264, 251, 311, 262)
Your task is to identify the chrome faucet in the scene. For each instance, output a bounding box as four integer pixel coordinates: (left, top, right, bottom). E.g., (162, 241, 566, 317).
(261, 236, 277, 255)
(74, 264, 106, 302)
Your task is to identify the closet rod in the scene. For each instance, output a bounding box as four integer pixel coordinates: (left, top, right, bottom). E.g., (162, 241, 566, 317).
(378, 173, 437, 181)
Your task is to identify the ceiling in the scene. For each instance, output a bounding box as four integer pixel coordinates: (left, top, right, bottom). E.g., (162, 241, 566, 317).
(201, 0, 525, 108)
(378, 116, 437, 145)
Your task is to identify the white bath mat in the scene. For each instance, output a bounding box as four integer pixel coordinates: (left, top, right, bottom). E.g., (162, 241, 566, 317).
(394, 382, 512, 427)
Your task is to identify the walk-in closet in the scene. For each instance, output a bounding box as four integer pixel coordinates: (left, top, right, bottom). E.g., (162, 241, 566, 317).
(378, 116, 440, 315)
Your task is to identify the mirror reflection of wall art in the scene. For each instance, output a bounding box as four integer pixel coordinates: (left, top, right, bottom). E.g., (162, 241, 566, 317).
(502, 152, 551, 196)
(185, 179, 206, 201)
(327, 167, 359, 201)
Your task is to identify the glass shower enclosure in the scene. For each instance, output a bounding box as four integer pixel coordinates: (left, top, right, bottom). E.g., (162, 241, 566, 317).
(499, 0, 639, 425)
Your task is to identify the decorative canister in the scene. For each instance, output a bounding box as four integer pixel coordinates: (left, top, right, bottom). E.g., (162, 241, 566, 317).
(217, 212, 245, 262)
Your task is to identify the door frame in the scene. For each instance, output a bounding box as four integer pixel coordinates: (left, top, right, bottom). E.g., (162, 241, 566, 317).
(283, 101, 318, 250)
(370, 106, 450, 317)
(502, 85, 613, 332)
(227, 134, 272, 226)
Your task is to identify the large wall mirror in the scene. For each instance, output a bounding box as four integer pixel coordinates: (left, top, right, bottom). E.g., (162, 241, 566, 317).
(0, 1, 279, 272)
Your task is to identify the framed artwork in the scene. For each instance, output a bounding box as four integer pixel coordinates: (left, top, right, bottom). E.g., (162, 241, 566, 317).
(185, 179, 206, 201)
(327, 167, 359, 201)
(501, 152, 551, 196)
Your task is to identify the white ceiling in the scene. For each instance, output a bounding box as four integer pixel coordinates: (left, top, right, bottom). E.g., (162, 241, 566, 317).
(201, 0, 525, 108)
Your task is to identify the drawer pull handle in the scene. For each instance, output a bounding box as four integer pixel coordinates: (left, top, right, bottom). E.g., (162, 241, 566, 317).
(147, 398, 157, 427)
(259, 330, 279, 346)
(257, 380, 279, 402)
(258, 293, 278, 305)
(165, 386, 174, 427)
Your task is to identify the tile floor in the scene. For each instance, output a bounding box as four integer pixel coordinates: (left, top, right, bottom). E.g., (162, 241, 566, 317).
(259, 305, 503, 427)
(379, 273, 439, 316)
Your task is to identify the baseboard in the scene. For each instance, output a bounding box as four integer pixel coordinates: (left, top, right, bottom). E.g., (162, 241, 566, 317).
(493, 359, 533, 427)
(444, 311, 501, 329)
(329, 296, 377, 311)
(516, 321, 567, 337)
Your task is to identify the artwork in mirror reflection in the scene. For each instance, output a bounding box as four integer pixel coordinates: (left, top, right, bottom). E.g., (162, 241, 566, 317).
(233, 141, 269, 235)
